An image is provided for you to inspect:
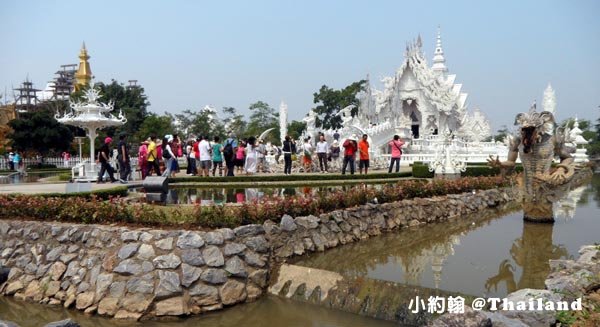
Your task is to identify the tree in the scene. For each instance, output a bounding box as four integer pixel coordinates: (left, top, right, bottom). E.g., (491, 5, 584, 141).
(246, 101, 279, 143)
(222, 107, 247, 137)
(312, 80, 366, 130)
(135, 113, 177, 142)
(288, 120, 306, 140)
(175, 106, 225, 140)
(8, 110, 73, 155)
(492, 125, 512, 143)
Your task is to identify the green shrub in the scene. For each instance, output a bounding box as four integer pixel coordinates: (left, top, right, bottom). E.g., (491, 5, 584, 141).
(59, 173, 72, 181)
(411, 162, 434, 178)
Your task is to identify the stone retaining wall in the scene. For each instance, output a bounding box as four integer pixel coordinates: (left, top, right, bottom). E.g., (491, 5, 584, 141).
(265, 187, 516, 259)
(0, 187, 516, 319)
(0, 222, 269, 319)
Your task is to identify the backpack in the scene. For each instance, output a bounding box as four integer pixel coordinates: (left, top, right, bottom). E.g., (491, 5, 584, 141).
(162, 146, 172, 159)
(223, 139, 234, 158)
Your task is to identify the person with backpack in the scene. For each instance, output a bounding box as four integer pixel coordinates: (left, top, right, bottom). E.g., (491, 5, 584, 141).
(388, 135, 405, 173)
(161, 135, 176, 177)
(223, 133, 238, 176)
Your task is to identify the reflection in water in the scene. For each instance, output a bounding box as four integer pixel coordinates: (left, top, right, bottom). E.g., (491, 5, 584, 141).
(294, 202, 522, 296)
(162, 184, 391, 205)
(0, 173, 56, 184)
(486, 222, 567, 294)
(0, 295, 397, 327)
(555, 185, 587, 220)
(296, 175, 600, 298)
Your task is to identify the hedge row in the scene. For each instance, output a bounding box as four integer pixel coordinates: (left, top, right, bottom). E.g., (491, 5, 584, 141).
(0, 176, 509, 228)
(411, 162, 524, 178)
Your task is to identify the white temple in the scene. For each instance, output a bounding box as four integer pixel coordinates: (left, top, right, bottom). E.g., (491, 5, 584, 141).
(305, 28, 501, 167)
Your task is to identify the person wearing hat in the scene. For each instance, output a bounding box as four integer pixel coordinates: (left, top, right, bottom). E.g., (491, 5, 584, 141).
(116, 134, 130, 183)
(97, 137, 117, 183)
(161, 135, 176, 177)
(8, 152, 14, 171)
(145, 135, 161, 178)
(256, 138, 267, 173)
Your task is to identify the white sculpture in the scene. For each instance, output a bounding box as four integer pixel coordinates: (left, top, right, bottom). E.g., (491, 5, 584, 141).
(542, 83, 556, 114)
(279, 101, 288, 143)
(55, 82, 126, 178)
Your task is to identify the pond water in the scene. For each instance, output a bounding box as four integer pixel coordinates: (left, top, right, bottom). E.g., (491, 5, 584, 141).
(0, 173, 59, 184)
(0, 295, 396, 327)
(139, 183, 391, 205)
(294, 174, 600, 298)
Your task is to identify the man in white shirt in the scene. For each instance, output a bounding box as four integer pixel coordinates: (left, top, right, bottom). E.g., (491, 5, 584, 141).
(198, 135, 212, 177)
(316, 134, 329, 173)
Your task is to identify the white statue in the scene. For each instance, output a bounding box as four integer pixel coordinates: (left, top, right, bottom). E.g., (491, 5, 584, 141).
(542, 83, 556, 114)
(279, 101, 288, 143)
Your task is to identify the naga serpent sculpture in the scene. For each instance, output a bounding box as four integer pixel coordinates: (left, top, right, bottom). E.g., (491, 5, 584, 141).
(488, 104, 576, 223)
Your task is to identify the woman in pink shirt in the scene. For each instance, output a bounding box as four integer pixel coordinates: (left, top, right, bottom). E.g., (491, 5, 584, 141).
(388, 135, 405, 173)
(235, 140, 246, 174)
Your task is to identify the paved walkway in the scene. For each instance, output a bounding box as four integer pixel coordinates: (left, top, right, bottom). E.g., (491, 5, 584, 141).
(0, 166, 412, 195)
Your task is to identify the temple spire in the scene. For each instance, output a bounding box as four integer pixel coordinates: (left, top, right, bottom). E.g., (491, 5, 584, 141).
(432, 26, 448, 75)
(74, 42, 93, 91)
(542, 83, 556, 114)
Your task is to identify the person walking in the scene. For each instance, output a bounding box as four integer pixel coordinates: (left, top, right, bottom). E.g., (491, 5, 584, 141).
(117, 133, 130, 183)
(316, 134, 329, 173)
(282, 135, 296, 175)
(358, 134, 370, 175)
(342, 136, 357, 175)
(97, 137, 117, 183)
(145, 136, 160, 177)
(138, 139, 149, 179)
(388, 135, 405, 173)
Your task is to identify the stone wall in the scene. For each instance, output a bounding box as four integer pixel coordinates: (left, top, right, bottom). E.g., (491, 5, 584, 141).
(0, 187, 516, 319)
(0, 222, 269, 319)
(265, 188, 516, 259)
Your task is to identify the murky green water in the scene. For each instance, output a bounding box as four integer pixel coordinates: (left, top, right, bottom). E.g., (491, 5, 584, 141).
(0, 295, 396, 327)
(295, 175, 600, 298)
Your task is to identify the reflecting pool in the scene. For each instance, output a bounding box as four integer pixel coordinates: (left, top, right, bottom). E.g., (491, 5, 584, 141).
(294, 175, 600, 298)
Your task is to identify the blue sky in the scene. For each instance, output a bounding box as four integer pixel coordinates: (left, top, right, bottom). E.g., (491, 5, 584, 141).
(1, 0, 599, 132)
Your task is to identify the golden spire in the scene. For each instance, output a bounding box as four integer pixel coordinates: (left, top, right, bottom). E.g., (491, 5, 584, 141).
(74, 42, 92, 91)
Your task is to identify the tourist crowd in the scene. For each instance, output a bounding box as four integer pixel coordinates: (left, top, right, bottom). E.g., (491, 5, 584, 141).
(93, 132, 406, 183)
